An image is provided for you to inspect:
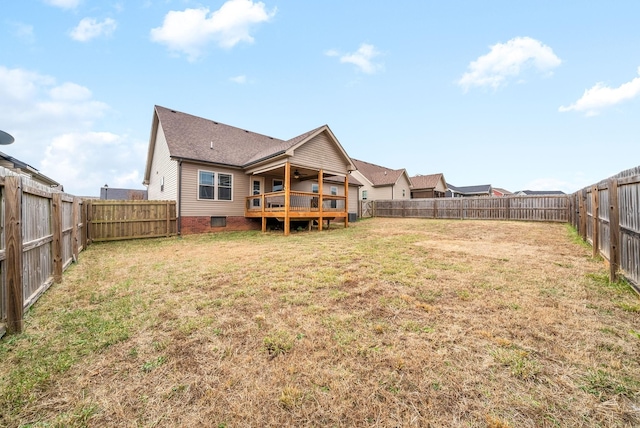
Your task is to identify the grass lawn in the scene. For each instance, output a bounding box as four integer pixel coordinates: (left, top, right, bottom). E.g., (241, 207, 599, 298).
(1, 218, 639, 427)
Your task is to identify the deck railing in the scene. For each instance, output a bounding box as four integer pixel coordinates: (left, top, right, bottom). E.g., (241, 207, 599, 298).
(246, 191, 346, 213)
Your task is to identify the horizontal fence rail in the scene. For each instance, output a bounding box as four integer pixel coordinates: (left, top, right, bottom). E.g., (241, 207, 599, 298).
(571, 165, 640, 293)
(371, 195, 570, 222)
(87, 200, 177, 243)
(0, 167, 86, 337)
(245, 191, 347, 213)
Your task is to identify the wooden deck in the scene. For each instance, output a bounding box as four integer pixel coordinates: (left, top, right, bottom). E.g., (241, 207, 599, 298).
(245, 190, 348, 234)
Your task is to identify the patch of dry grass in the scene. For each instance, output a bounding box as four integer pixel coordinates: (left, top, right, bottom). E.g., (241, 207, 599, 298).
(1, 218, 639, 427)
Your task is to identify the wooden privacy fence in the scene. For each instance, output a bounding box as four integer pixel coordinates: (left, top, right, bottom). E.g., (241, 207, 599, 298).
(0, 169, 86, 336)
(571, 165, 640, 293)
(371, 195, 570, 222)
(86, 200, 177, 243)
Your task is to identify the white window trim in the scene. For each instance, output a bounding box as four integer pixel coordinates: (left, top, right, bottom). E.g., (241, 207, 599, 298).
(197, 169, 234, 202)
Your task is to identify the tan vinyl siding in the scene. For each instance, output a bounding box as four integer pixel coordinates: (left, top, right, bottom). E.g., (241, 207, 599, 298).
(396, 175, 412, 200)
(435, 177, 447, 193)
(292, 132, 349, 175)
(148, 124, 178, 201)
(180, 162, 248, 217)
(348, 185, 358, 213)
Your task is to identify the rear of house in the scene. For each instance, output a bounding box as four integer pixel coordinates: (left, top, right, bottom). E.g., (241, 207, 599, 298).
(144, 106, 360, 235)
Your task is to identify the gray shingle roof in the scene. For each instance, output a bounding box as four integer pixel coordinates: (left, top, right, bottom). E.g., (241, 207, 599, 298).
(447, 183, 492, 195)
(156, 105, 325, 168)
(410, 173, 444, 190)
(351, 158, 405, 186)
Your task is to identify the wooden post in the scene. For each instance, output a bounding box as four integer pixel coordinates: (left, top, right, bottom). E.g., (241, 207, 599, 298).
(165, 201, 170, 237)
(52, 192, 63, 283)
(344, 175, 349, 228)
(608, 178, 620, 282)
(591, 185, 599, 258)
(318, 169, 324, 231)
(284, 162, 291, 236)
(71, 197, 79, 261)
(5, 176, 24, 334)
(261, 194, 266, 232)
(505, 197, 511, 220)
(433, 198, 438, 219)
(578, 189, 587, 241)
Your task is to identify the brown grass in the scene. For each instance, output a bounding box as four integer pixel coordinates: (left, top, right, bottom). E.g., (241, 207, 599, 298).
(1, 218, 639, 427)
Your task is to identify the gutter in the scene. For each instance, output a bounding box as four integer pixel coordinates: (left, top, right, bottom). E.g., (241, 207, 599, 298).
(178, 159, 182, 235)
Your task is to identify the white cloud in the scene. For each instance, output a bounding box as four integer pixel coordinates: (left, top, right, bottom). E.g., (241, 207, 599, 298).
(70, 17, 117, 42)
(49, 82, 92, 101)
(40, 132, 146, 195)
(328, 43, 383, 74)
(0, 66, 145, 196)
(10, 22, 35, 44)
(43, 0, 81, 9)
(559, 66, 640, 116)
(458, 36, 561, 91)
(230, 75, 247, 84)
(150, 0, 276, 61)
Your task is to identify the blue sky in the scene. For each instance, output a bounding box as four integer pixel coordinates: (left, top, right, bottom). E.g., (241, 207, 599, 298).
(1, 0, 639, 196)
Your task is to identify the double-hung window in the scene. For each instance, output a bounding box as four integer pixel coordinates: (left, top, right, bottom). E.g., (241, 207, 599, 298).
(199, 170, 233, 201)
(218, 173, 232, 200)
(199, 171, 215, 199)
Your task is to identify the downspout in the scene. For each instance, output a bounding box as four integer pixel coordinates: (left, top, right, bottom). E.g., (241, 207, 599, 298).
(178, 159, 183, 235)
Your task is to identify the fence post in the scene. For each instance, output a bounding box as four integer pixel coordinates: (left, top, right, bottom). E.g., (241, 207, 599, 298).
(5, 175, 24, 334)
(86, 201, 92, 245)
(52, 192, 63, 283)
(433, 198, 438, 219)
(72, 197, 79, 261)
(608, 178, 620, 282)
(166, 201, 171, 237)
(81, 200, 88, 248)
(578, 189, 587, 241)
(591, 185, 599, 258)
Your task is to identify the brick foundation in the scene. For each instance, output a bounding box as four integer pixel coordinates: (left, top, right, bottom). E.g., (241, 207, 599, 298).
(180, 216, 261, 235)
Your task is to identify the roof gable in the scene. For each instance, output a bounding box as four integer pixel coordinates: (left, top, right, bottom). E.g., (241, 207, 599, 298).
(410, 173, 444, 190)
(352, 158, 407, 187)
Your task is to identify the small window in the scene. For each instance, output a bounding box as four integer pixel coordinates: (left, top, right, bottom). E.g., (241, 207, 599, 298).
(312, 183, 319, 193)
(199, 171, 215, 199)
(273, 179, 284, 192)
(211, 216, 226, 227)
(218, 173, 232, 201)
(402, 189, 406, 197)
(161, 176, 165, 192)
(331, 186, 338, 208)
(362, 190, 368, 200)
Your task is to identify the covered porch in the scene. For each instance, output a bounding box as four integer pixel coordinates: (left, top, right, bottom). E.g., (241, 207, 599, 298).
(245, 161, 350, 235)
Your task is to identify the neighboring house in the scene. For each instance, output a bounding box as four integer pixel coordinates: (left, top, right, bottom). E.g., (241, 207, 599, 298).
(350, 158, 412, 202)
(515, 190, 566, 196)
(143, 106, 358, 235)
(0, 150, 63, 190)
(100, 185, 148, 200)
(410, 173, 447, 198)
(492, 187, 513, 197)
(446, 183, 493, 198)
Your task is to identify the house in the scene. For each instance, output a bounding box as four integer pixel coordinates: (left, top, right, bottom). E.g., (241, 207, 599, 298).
(143, 106, 359, 235)
(515, 190, 566, 196)
(492, 187, 513, 197)
(100, 185, 148, 200)
(410, 173, 447, 198)
(0, 150, 63, 190)
(350, 159, 412, 202)
(446, 183, 492, 198)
